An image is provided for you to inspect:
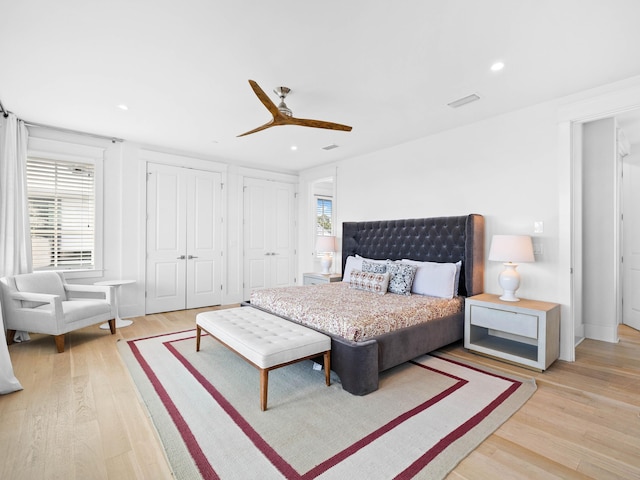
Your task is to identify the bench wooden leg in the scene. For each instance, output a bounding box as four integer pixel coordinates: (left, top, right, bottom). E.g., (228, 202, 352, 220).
(6, 329, 16, 345)
(324, 351, 331, 386)
(196, 325, 203, 351)
(260, 369, 269, 411)
(108, 318, 116, 334)
(54, 334, 65, 353)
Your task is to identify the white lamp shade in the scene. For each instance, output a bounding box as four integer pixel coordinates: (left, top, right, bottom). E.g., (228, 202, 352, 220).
(316, 235, 336, 253)
(488, 235, 534, 263)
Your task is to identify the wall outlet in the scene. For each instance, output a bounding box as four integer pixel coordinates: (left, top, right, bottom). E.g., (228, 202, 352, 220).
(533, 242, 543, 255)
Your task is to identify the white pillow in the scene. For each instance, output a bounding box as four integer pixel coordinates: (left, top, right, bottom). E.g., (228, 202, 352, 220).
(401, 259, 457, 298)
(342, 255, 363, 282)
(355, 254, 387, 264)
(345, 255, 386, 282)
(453, 260, 462, 296)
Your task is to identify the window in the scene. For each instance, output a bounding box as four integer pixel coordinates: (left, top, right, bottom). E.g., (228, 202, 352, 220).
(316, 196, 333, 236)
(27, 157, 96, 271)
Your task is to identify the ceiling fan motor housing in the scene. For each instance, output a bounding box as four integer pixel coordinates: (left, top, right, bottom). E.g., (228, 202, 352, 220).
(274, 87, 292, 116)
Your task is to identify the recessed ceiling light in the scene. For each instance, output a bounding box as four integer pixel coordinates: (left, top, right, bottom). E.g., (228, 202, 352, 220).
(117, 104, 129, 111)
(290, 145, 298, 151)
(490, 62, 505, 72)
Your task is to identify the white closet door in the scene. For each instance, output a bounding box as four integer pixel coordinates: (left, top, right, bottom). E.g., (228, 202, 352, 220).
(623, 155, 640, 331)
(271, 182, 296, 288)
(243, 178, 296, 300)
(186, 171, 222, 309)
(146, 164, 188, 313)
(146, 163, 222, 314)
(244, 179, 270, 292)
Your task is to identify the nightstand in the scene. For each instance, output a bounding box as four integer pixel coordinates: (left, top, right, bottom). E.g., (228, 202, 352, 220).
(464, 293, 561, 371)
(303, 273, 342, 285)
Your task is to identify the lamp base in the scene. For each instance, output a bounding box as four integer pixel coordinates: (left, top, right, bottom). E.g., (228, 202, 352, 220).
(320, 254, 333, 274)
(499, 292, 520, 302)
(498, 263, 521, 302)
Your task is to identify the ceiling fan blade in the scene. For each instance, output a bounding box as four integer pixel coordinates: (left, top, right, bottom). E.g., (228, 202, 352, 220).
(236, 119, 275, 137)
(248, 79, 281, 118)
(287, 116, 352, 132)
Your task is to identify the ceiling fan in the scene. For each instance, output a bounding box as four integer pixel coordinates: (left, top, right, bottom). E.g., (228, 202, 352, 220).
(237, 79, 353, 137)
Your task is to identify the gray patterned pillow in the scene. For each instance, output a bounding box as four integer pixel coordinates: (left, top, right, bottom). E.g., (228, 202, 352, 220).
(362, 259, 387, 274)
(349, 269, 389, 294)
(386, 262, 417, 296)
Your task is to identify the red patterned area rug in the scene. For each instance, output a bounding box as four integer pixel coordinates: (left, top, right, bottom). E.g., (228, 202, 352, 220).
(118, 329, 536, 480)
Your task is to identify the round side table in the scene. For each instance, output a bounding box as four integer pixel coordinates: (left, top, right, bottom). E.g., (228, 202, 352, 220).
(94, 279, 136, 329)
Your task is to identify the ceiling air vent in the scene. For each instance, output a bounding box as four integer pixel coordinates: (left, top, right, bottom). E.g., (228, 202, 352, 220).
(447, 94, 480, 108)
(322, 144, 339, 151)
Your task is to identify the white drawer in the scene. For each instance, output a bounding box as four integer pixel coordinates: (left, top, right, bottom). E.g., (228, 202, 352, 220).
(469, 305, 538, 339)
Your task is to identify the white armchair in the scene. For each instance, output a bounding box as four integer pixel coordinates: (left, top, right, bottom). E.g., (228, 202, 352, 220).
(0, 272, 116, 353)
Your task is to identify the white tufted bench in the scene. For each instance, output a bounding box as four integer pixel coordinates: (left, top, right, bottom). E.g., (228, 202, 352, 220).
(196, 307, 331, 411)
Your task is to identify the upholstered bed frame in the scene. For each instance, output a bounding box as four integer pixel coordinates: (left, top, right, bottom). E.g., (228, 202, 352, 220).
(341, 214, 484, 298)
(252, 214, 484, 396)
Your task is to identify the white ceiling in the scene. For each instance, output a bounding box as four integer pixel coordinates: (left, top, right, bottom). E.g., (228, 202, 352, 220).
(2, 0, 640, 173)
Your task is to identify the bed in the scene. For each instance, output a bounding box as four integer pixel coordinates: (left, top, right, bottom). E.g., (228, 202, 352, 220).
(249, 214, 484, 396)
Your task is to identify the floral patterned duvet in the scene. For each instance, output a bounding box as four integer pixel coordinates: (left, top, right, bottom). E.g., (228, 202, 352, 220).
(249, 282, 463, 342)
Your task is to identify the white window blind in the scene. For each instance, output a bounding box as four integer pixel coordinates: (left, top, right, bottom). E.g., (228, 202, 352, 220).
(27, 158, 96, 270)
(316, 197, 333, 236)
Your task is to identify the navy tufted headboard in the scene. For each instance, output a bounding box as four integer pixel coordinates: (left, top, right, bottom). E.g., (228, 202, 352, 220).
(341, 214, 484, 297)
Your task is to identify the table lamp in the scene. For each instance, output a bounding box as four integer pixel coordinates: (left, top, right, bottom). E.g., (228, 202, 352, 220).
(316, 236, 336, 274)
(488, 234, 535, 302)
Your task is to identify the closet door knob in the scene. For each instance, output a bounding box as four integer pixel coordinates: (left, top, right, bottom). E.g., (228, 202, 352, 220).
(177, 255, 186, 259)
(188, 255, 198, 259)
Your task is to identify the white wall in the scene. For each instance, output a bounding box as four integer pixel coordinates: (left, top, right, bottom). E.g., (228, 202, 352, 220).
(337, 101, 562, 300)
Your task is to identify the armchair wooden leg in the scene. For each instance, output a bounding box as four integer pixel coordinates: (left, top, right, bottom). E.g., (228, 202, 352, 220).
(54, 334, 65, 353)
(6, 329, 16, 345)
(108, 319, 116, 334)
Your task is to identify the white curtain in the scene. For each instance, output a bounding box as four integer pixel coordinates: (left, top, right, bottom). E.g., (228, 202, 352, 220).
(0, 112, 30, 394)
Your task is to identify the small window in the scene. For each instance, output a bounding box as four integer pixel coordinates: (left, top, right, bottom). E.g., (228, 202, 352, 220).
(316, 196, 333, 236)
(27, 158, 97, 271)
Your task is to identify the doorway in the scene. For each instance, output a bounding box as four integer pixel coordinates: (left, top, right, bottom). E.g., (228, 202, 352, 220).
(556, 79, 640, 361)
(575, 109, 640, 342)
(242, 177, 297, 300)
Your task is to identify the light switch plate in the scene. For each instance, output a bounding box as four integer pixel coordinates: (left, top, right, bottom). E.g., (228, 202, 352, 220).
(534, 221, 544, 234)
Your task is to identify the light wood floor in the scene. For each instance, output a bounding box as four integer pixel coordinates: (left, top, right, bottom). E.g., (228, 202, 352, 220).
(1, 307, 639, 479)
